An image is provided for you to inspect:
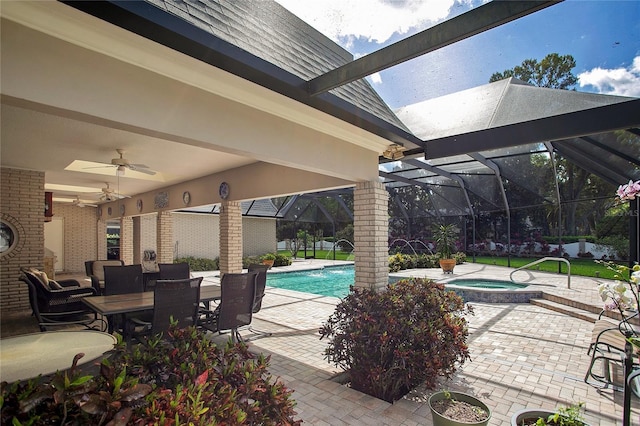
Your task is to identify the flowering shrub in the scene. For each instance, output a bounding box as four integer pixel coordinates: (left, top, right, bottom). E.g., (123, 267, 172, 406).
(616, 179, 640, 201)
(597, 261, 640, 313)
(319, 278, 473, 402)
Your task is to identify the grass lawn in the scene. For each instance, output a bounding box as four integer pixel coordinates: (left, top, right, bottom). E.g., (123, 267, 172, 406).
(277, 250, 627, 280)
(278, 249, 354, 261)
(470, 256, 624, 280)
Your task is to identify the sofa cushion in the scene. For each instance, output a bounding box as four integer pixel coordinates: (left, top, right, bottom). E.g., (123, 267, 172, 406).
(92, 260, 123, 281)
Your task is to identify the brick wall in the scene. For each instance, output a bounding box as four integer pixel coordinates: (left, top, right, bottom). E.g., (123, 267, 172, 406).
(173, 212, 219, 259)
(243, 217, 276, 256)
(0, 168, 44, 313)
(54, 204, 98, 273)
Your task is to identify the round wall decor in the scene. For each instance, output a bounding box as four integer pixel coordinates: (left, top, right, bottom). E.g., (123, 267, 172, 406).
(136, 199, 143, 212)
(0, 220, 17, 255)
(120, 204, 125, 216)
(182, 191, 191, 205)
(219, 182, 230, 200)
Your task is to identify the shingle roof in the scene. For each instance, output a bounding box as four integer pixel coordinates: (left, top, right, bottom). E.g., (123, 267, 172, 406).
(145, 0, 411, 133)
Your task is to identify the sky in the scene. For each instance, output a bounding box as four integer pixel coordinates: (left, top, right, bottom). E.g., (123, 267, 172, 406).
(274, 0, 640, 109)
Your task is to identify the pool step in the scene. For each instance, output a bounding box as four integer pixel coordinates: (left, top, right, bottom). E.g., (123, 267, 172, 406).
(530, 298, 599, 323)
(531, 293, 630, 324)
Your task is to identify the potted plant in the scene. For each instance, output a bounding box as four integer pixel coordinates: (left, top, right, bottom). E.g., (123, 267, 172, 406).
(433, 223, 459, 273)
(511, 402, 588, 425)
(261, 252, 276, 269)
(429, 390, 491, 426)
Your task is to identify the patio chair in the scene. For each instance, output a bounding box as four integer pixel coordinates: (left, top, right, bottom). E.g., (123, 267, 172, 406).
(128, 277, 203, 339)
(85, 259, 125, 295)
(103, 264, 148, 337)
(199, 272, 257, 343)
(158, 262, 190, 280)
(19, 268, 106, 332)
(244, 264, 273, 340)
(103, 264, 144, 295)
(585, 311, 639, 390)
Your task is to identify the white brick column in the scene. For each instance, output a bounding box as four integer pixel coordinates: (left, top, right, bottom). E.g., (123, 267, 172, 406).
(97, 219, 108, 259)
(354, 180, 388, 291)
(119, 216, 134, 265)
(219, 201, 243, 274)
(156, 211, 174, 264)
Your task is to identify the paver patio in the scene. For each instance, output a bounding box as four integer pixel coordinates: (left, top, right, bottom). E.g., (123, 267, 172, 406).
(3, 260, 639, 424)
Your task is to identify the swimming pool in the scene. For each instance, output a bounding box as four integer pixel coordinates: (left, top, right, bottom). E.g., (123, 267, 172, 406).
(266, 266, 542, 303)
(266, 265, 354, 298)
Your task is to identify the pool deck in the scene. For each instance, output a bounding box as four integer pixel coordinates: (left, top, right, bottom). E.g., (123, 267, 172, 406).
(3, 260, 639, 424)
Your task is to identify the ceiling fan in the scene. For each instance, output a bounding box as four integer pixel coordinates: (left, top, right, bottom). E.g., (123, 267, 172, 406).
(86, 149, 157, 176)
(98, 182, 130, 201)
(72, 196, 97, 208)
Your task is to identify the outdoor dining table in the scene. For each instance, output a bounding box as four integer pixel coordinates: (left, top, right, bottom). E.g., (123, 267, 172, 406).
(0, 330, 117, 383)
(82, 285, 221, 332)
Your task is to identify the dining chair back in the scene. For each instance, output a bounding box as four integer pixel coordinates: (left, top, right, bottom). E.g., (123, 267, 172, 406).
(152, 277, 203, 334)
(247, 264, 269, 313)
(244, 264, 273, 340)
(200, 272, 257, 342)
(103, 264, 144, 295)
(158, 262, 190, 280)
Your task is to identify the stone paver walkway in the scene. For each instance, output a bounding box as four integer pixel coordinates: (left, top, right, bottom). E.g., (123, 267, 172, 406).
(5, 260, 639, 424)
(204, 261, 639, 425)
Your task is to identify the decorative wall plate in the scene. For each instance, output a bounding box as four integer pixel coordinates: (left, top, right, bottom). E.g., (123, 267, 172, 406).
(182, 191, 191, 205)
(136, 199, 143, 212)
(219, 182, 230, 200)
(107, 207, 112, 216)
(120, 204, 125, 216)
(155, 192, 169, 209)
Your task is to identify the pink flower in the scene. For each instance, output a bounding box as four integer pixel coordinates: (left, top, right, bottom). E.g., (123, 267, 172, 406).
(617, 179, 640, 201)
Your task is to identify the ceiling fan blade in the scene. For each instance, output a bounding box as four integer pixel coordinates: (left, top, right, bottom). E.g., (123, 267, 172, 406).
(83, 164, 116, 170)
(128, 165, 156, 175)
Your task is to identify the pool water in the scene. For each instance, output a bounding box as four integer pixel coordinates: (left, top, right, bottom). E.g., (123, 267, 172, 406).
(444, 279, 528, 289)
(265, 267, 529, 300)
(266, 266, 354, 298)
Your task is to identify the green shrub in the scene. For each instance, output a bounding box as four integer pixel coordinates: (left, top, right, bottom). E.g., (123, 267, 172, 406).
(274, 253, 292, 267)
(175, 256, 218, 271)
(453, 251, 467, 264)
(320, 278, 473, 402)
(1, 326, 301, 425)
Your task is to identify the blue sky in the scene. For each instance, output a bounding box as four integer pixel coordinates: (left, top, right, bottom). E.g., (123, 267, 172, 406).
(275, 0, 640, 109)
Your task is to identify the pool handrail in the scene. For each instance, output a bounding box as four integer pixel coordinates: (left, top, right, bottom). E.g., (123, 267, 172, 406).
(510, 257, 571, 289)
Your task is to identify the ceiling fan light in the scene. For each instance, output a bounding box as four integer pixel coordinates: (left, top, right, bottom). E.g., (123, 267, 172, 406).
(116, 165, 126, 176)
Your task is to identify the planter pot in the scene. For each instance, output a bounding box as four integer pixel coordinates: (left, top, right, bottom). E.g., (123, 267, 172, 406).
(511, 409, 590, 426)
(262, 259, 275, 269)
(439, 258, 456, 274)
(429, 391, 491, 426)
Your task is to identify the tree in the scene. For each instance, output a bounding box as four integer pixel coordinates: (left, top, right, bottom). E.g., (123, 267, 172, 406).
(490, 53, 578, 90)
(488, 53, 619, 237)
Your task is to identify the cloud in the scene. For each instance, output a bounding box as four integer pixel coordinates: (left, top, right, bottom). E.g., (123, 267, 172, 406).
(369, 72, 383, 85)
(578, 56, 640, 97)
(274, 0, 461, 46)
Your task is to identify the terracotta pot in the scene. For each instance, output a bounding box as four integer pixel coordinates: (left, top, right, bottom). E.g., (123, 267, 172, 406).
(439, 258, 456, 273)
(429, 391, 491, 426)
(262, 259, 275, 269)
